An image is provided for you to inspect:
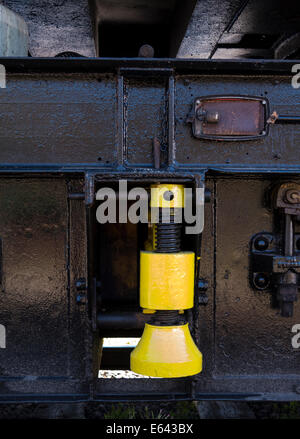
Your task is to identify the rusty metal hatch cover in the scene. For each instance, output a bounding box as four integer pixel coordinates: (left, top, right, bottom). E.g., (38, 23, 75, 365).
(187, 95, 270, 141)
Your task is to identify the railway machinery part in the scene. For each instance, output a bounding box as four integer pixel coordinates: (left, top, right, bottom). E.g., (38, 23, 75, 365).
(0, 58, 299, 402)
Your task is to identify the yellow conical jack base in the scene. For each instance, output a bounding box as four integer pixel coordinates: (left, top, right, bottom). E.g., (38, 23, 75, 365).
(130, 323, 202, 378)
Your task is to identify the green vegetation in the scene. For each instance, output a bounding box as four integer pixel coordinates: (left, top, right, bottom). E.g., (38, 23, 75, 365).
(250, 401, 300, 419)
(102, 401, 199, 419)
(274, 402, 300, 419)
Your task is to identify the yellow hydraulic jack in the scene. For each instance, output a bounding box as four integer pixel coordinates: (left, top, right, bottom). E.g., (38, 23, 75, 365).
(130, 184, 202, 377)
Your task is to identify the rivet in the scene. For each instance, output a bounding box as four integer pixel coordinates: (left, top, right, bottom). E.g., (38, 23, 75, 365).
(254, 236, 269, 251)
(254, 273, 269, 289)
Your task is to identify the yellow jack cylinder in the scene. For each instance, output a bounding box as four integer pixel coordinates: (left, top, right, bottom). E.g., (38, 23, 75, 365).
(130, 184, 202, 378)
(131, 323, 202, 378)
(140, 251, 195, 310)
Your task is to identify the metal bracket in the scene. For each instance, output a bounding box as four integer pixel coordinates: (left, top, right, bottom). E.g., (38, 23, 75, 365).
(250, 232, 300, 317)
(251, 232, 300, 283)
(250, 183, 300, 317)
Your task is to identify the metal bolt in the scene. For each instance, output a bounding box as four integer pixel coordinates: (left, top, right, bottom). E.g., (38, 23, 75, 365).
(196, 108, 219, 124)
(254, 273, 269, 289)
(138, 44, 154, 58)
(76, 294, 87, 305)
(254, 236, 269, 251)
(291, 192, 300, 201)
(198, 278, 208, 291)
(196, 108, 205, 121)
(75, 278, 87, 290)
(285, 189, 300, 204)
(205, 111, 219, 123)
(198, 294, 208, 305)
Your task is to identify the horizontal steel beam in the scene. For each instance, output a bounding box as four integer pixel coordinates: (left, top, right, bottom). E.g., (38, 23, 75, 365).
(0, 57, 297, 75)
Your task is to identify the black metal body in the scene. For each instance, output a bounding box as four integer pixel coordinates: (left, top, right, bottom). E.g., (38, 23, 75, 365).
(0, 57, 300, 402)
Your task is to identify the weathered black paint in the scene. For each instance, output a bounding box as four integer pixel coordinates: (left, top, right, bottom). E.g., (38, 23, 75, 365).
(0, 58, 299, 402)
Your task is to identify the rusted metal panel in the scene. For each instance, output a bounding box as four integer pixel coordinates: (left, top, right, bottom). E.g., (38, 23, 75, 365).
(189, 96, 267, 140)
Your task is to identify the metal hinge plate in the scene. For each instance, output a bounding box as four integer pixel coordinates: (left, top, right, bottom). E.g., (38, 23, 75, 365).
(187, 95, 269, 141)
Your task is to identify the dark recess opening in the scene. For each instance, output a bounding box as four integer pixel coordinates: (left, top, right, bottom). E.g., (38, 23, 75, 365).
(98, 22, 171, 57)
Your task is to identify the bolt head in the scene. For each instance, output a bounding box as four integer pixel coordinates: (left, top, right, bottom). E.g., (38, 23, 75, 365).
(76, 294, 87, 305)
(198, 294, 208, 305)
(254, 273, 269, 289)
(138, 44, 154, 58)
(75, 278, 87, 290)
(205, 111, 219, 123)
(254, 236, 269, 251)
(285, 189, 300, 205)
(198, 279, 208, 291)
